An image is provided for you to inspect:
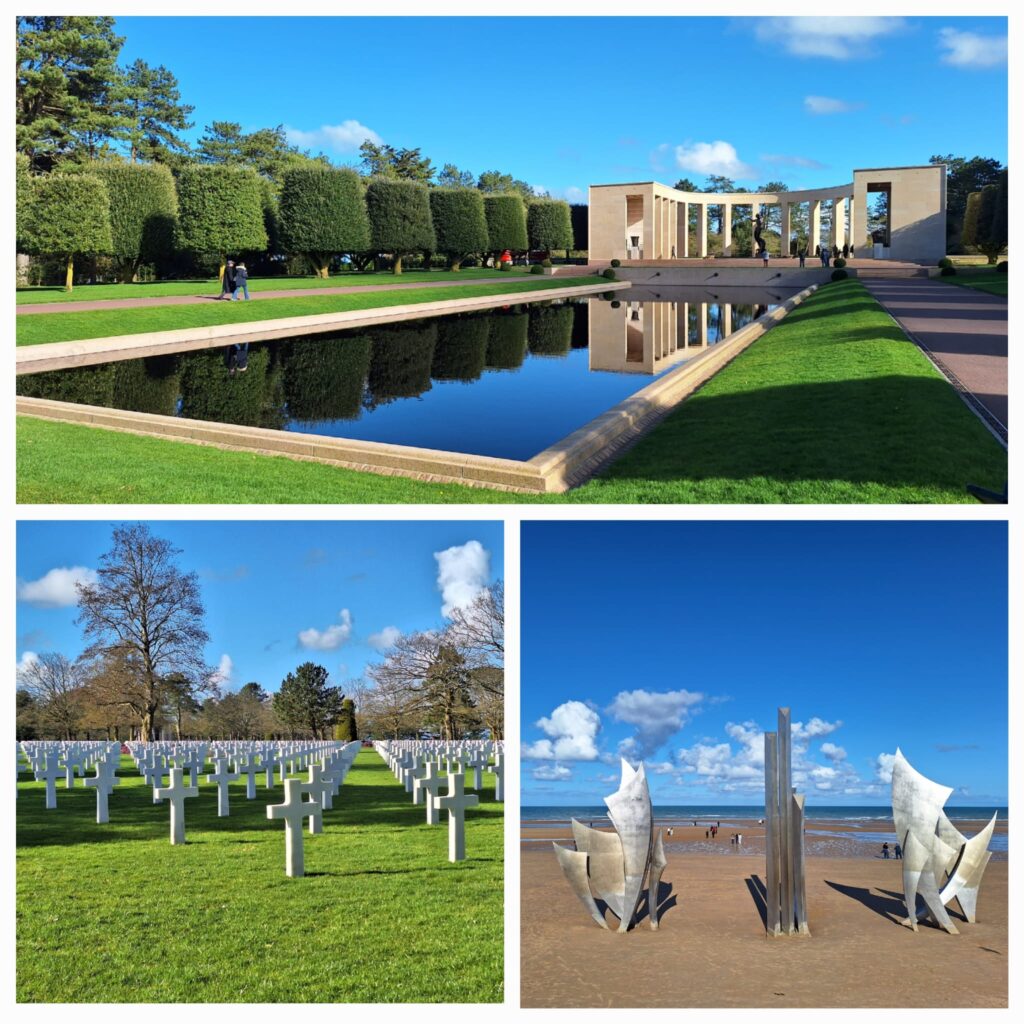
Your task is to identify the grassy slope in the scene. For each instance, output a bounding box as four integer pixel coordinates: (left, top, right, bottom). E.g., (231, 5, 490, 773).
(17, 280, 1006, 504)
(15, 268, 535, 304)
(16, 276, 605, 346)
(941, 268, 1007, 297)
(16, 751, 503, 1002)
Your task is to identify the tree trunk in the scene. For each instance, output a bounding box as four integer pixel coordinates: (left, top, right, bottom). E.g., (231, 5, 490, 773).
(315, 257, 330, 279)
(450, 257, 462, 271)
(65, 254, 74, 292)
(141, 707, 156, 741)
(393, 254, 403, 275)
(218, 256, 226, 283)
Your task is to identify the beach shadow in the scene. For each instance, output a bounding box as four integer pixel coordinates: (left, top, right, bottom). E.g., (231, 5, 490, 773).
(825, 880, 906, 924)
(878, 888, 969, 924)
(633, 881, 677, 927)
(745, 874, 768, 929)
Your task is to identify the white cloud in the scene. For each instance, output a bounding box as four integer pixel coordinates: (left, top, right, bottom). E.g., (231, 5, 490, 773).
(298, 609, 354, 651)
(821, 742, 847, 762)
(524, 700, 601, 761)
(210, 653, 233, 687)
(434, 540, 490, 617)
(367, 625, 401, 651)
(285, 120, 382, 154)
(875, 752, 897, 783)
(16, 651, 40, 677)
(17, 566, 98, 608)
(607, 688, 704, 759)
(755, 17, 904, 60)
(793, 717, 841, 740)
(804, 95, 863, 115)
(938, 29, 1007, 69)
(531, 764, 572, 781)
(673, 140, 755, 180)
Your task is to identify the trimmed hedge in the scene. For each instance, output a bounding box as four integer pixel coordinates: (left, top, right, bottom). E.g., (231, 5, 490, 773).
(831, 268, 849, 281)
(483, 193, 528, 254)
(527, 198, 573, 251)
(366, 323, 438, 401)
(16, 153, 33, 251)
(279, 166, 370, 277)
(485, 310, 529, 369)
(431, 316, 489, 381)
(429, 188, 488, 270)
(527, 304, 573, 357)
(175, 165, 268, 266)
(365, 178, 436, 275)
(282, 333, 373, 420)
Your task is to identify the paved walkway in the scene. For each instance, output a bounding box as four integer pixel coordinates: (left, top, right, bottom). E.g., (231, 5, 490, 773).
(861, 277, 1007, 439)
(16, 275, 533, 315)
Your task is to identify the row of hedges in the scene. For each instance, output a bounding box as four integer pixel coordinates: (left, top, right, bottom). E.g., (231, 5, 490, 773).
(16, 157, 577, 287)
(962, 170, 1008, 264)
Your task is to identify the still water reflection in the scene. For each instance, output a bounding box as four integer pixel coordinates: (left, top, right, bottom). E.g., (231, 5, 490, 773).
(18, 288, 791, 460)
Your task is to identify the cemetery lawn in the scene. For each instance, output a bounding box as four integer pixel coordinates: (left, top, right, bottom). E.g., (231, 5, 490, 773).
(16, 751, 503, 1003)
(17, 280, 1007, 504)
(15, 267, 537, 304)
(941, 267, 1007, 296)
(16, 276, 605, 346)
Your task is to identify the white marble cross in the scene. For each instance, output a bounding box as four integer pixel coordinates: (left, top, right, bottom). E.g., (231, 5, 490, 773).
(206, 757, 240, 817)
(153, 766, 199, 844)
(144, 755, 166, 803)
(465, 749, 490, 792)
(38, 754, 64, 810)
(84, 759, 121, 823)
(236, 755, 261, 799)
(300, 764, 330, 835)
(435, 771, 479, 862)
(413, 761, 446, 824)
(488, 751, 505, 802)
(266, 778, 320, 877)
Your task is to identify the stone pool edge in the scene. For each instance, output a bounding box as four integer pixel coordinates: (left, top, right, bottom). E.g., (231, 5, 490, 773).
(16, 284, 817, 495)
(15, 280, 631, 374)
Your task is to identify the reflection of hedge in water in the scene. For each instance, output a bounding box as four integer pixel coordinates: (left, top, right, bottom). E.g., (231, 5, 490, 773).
(431, 316, 489, 382)
(570, 301, 589, 349)
(17, 363, 117, 407)
(365, 323, 437, 407)
(112, 357, 180, 416)
(281, 333, 372, 421)
(527, 303, 574, 357)
(178, 346, 283, 428)
(484, 310, 528, 370)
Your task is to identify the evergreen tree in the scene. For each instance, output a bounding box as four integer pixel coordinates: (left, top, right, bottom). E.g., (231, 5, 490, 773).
(527, 199, 573, 252)
(365, 178, 436, 274)
(429, 187, 488, 270)
(114, 59, 194, 164)
(483, 194, 528, 258)
(273, 662, 345, 739)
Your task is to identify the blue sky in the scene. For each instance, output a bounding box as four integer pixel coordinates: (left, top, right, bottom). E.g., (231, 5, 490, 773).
(521, 521, 1007, 807)
(17, 520, 503, 695)
(116, 16, 1007, 200)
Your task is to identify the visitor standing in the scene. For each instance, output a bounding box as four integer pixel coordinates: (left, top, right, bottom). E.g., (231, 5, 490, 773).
(894, 842, 903, 860)
(232, 262, 250, 301)
(882, 842, 890, 859)
(221, 260, 236, 300)
(798, 248, 806, 268)
(762, 248, 770, 269)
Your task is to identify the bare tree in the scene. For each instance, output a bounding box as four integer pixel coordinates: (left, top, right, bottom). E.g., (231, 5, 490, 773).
(17, 652, 84, 739)
(447, 580, 504, 666)
(76, 524, 211, 741)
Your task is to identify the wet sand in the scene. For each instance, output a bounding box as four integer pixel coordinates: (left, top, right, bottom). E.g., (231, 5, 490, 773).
(521, 822, 1008, 1007)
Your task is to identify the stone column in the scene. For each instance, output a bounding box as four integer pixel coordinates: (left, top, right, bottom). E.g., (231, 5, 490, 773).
(809, 200, 822, 256)
(722, 202, 732, 256)
(698, 204, 708, 258)
(722, 304, 732, 338)
(834, 196, 848, 249)
(851, 181, 868, 256)
(642, 188, 655, 261)
(847, 195, 856, 256)
(698, 303, 708, 346)
(780, 201, 791, 257)
(669, 200, 677, 259)
(679, 302, 689, 347)
(679, 202, 689, 258)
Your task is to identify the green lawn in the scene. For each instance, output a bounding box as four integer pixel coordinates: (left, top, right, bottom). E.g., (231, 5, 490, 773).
(16, 276, 607, 346)
(16, 750, 503, 1002)
(17, 280, 1006, 504)
(940, 267, 1007, 297)
(16, 267, 536, 304)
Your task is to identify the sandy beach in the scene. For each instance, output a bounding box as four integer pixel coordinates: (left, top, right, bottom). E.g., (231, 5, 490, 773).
(521, 818, 1008, 1007)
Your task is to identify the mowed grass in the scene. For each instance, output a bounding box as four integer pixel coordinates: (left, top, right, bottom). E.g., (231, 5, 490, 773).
(940, 267, 1007, 297)
(15, 268, 535, 304)
(16, 751, 503, 1003)
(15, 276, 607, 346)
(16, 280, 1006, 504)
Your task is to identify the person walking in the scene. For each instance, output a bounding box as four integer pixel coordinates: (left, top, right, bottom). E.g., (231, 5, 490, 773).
(882, 842, 890, 859)
(232, 262, 250, 301)
(894, 842, 903, 860)
(220, 260, 236, 300)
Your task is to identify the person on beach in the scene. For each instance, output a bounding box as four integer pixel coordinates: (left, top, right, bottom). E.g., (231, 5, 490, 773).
(737, 833, 742, 846)
(882, 842, 890, 859)
(220, 260, 236, 299)
(705, 829, 709, 839)
(894, 842, 902, 860)
(232, 262, 250, 301)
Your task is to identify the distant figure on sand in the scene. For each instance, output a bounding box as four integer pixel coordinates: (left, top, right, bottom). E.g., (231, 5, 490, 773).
(894, 842, 902, 860)
(882, 842, 890, 859)
(705, 829, 709, 838)
(232, 262, 250, 300)
(221, 260, 236, 299)
(736, 833, 742, 846)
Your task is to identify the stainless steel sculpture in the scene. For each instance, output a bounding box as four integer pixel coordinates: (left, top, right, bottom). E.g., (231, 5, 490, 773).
(553, 759, 668, 932)
(764, 707, 810, 936)
(890, 748, 997, 933)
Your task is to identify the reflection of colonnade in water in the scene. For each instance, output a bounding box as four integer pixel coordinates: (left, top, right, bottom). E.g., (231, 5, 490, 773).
(589, 298, 755, 374)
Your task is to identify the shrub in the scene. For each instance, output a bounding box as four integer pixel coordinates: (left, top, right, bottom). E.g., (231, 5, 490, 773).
(940, 265, 957, 276)
(937, 257, 953, 269)
(279, 166, 370, 278)
(175, 165, 268, 276)
(610, 300, 621, 309)
(16, 153, 33, 252)
(602, 290, 615, 300)
(365, 178, 436, 275)
(429, 187, 488, 271)
(833, 257, 847, 268)
(830, 268, 849, 282)
(541, 258, 552, 268)
(527, 198, 573, 252)
(484, 310, 528, 369)
(483, 193, 528, 256)
(602, 267, 616, 280)
(21, 172, 112, 291)
(499, 261, 512, 271)
(996, 261, 1008, 274)
(529, 263, 544, 275)
(610, 258, 621, 267)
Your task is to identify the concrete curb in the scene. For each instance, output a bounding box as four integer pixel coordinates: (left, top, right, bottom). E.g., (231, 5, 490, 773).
(16, 280, 630, 375)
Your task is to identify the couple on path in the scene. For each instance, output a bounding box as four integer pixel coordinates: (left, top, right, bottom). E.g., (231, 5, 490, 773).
(219, 260, 250, 300)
